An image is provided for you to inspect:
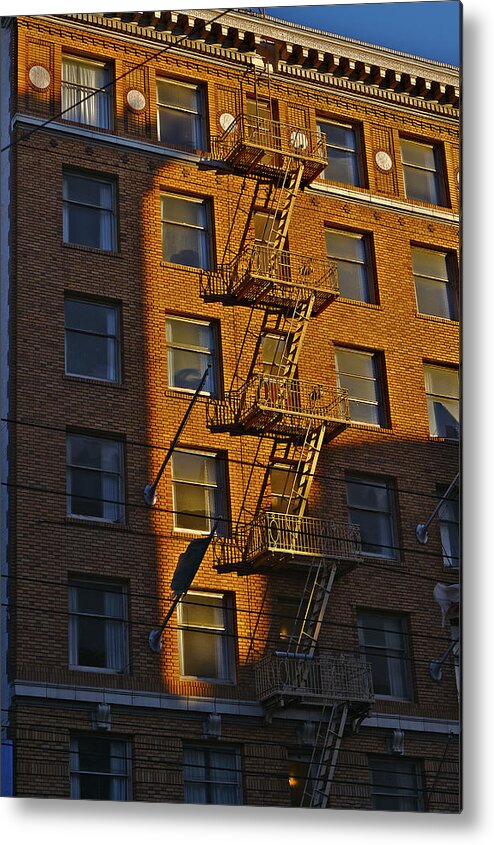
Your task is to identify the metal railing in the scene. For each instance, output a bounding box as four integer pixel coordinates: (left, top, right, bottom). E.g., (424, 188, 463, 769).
(255, 652, 374, 705)
(213, 112, 326, 163)
(214, 513, 362, 568)
(207, 374, 349, 434)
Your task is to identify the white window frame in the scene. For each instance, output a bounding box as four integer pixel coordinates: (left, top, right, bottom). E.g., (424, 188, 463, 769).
(317, 119, 361, 186)
(358, 611, 411, 700)
(369, 757, 424, 812)
(400, 138, 444, 206)
(70, 736, 131, 801)
(63, 171, 116, 252)
(326, 229, 374, 303)
(66, 433, 124, 523)
(177, 591, 234, 683)
(171, 449, 225, 536)
(412, 246, 457, 320)
(68, 579, 129, 674)
(423, 364, 460, 440)
(64, 297, 121, 383)
(335, 347, 385, 427)
(346, 474, 397, 560)
(161, 193, 211, 270)
(61, 55, 112, 130)
(156, 78, 204, 150)
(166, 316, 217, 396)
(183, 745, 242, 805)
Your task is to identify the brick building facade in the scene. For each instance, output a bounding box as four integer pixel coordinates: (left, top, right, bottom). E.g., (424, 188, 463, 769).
(0, 9, 460, 809)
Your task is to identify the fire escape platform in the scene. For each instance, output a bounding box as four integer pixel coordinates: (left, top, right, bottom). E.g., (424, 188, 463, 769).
(213, 512, 363, 572)
(201, 246, 339, 316)
(254, 652, 374, 716)
(211, 113, 327, 185)
(207, 375, 349, 439)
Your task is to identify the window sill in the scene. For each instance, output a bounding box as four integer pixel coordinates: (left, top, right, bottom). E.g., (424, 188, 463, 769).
(63, 374, 126, 389)
(348, 422, 393, 435)
(337, 298, 383, 311)
(62, 241, 122, 258)
(65, 515, 127, 530)
(179, 676, 236, 686)
(69, 665, 128, 675)
(160, 260, 207, 272)
(415, 312, 459, 326)
(165, 387, 213, 401)
(429, 436, 460, 445)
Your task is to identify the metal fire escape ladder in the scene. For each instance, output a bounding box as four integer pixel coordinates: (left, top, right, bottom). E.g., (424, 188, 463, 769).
(302, 702, 349, 809)
(292, 560, 338, 658)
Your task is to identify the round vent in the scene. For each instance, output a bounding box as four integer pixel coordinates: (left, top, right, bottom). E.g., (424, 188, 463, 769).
(290, 129, 308, 151)
(126, 89, 146, 113)
(219, 112, 236, 132)
(28, 65, 51, 90)
(375, 150, 393, 172)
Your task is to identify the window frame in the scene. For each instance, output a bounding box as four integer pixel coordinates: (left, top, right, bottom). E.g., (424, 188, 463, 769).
(156, 77, 204, 150)
(62, 170, 117, 252)
(346, 474, 398, 560)
(317, 118, 363, 187)
(70, 735, 132, 801)
(423, 363, 460, 440)
(61, 54, 113, 130)
(171, 448, 227, 536)
(358, 610, 412, 701)
(68, 578, 129, 674)
(66, 432, 125, 524)
(64, 296, 121, 383)
(183, 744, 242, 805)
(177, 591, 235, 683)
(412, 245, 458, 320)
(437, 483, 460, 569)
(165, 315, 219, 397)
(368, 756, 424, 812)
(335, 346, 387, 427)
(325, 228, 376, 303)
(400, 136, 447, 207)
(161, 192, 212, 270)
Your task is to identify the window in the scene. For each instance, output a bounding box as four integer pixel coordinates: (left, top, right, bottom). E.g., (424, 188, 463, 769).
(171, 450, 226, 534)
(183, 746, 241, 805)
(358, 611, 411, 699)
(62, 56, 112, 129)
(317, 120, 361, 186)
(276, 598, 302, 649)
(400, 138, 445, 205)
(177, 592, 233, 682)
(67, 433, 124, 522)
(65, 298, 120, 382)
(326, 229, 374, 303)
(70, 736, 131, 800)
(423, 364, 459, 439)
(270, 464, 299, 514)
(161, 194, 211, 269)
(438, 484, 459, 568)
(261, 332, 290, 374)
(369, 758, 424, 811)
(166, 317, 217, 395)
(346, 475, 397, 559)
(69, 580, 128, 672)
(157, 79, 203, 150)
(335, 347, 385, 426)
(412, 247, 457, 319)
(288, 756, 311, 807)
(63, 172, 116, 251)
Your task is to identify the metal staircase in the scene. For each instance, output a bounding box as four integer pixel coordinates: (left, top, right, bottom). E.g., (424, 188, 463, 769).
(203, 66, 373, 808)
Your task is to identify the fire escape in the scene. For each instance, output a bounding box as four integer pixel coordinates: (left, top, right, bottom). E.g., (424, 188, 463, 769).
(201, 69, 374, 808)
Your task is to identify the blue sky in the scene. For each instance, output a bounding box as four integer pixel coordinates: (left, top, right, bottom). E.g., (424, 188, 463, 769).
(248, 2, 461, 65)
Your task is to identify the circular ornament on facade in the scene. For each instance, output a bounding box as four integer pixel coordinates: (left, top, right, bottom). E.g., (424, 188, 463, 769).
(375, 150, 393, 172)
(456, 168, 460, 185)
(28, 65, 51, 90)
(126, 89, 146, 113)
(290, 129, 308, 151)
(219, 112, 236, 132)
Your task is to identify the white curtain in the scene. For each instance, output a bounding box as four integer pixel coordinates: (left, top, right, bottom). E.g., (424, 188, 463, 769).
(62, 60, 108, 128)
(184, 748, 207, 803)
(105, 589, 127, 672)
(110, 741, 129, 800)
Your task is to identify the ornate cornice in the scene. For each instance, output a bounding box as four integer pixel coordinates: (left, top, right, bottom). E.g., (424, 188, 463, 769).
(45, 9, 459, 116)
